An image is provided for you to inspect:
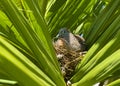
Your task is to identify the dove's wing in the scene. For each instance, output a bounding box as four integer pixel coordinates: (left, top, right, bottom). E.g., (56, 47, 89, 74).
(67, 32, 82, 51)
(74, 35, 85, 43)
(74, 35, 86, 51)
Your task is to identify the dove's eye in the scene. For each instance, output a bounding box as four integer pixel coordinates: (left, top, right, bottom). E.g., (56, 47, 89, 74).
(61, 30, 67, 34)
(59, 28, 68, 35)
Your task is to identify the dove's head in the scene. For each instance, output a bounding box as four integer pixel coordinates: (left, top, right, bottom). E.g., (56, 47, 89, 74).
(57, 28, 69, 38)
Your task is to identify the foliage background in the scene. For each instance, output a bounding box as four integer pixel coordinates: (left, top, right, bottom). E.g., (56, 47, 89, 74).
(0, 0, 120, 86)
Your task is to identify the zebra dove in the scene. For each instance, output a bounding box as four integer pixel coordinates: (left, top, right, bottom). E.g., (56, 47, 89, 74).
(57, 28, 86, 52)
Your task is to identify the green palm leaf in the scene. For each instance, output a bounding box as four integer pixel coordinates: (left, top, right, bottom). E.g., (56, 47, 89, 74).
(0, 0, 120, 86)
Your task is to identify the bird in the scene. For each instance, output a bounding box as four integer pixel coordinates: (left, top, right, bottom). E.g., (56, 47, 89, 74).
(56, 28, 86, 52)
(53, 28, 86, 81)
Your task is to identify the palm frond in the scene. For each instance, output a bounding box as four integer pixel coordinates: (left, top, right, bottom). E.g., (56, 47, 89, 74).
(0, 0, 120, 86)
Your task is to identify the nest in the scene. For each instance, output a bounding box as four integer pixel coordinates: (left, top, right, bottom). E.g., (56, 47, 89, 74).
(53, 38, 86, 81)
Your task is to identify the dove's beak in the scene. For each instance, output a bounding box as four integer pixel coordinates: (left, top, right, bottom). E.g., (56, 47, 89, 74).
(56, 34, 60, 38)
(56, 32, 62, 38)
